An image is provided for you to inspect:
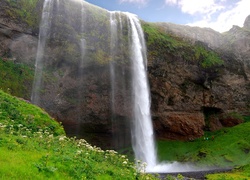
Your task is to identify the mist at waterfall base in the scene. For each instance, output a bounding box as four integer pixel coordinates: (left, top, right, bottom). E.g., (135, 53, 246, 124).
(31, 0, 208, 173)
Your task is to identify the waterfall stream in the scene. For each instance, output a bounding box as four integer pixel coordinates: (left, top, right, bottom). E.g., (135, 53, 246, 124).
(32, 0, 159, 172)
(31, 0, 54, 105)
(126, 12, 157, 170)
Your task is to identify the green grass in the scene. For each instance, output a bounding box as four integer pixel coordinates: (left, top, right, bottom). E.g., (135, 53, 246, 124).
(0, 90, 64, 135)
(0, 58, 34, 99)
(0, 90, 157, 179)
(157, 116, 250, 179)
(157, 120, 250, 167)
(206, 164, 250, 180)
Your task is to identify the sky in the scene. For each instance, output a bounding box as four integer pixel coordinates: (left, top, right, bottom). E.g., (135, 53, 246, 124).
(84, 0, 250, 33)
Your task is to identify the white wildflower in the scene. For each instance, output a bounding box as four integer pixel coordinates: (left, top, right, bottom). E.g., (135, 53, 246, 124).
(59, 136, 66, 141)
(48, 134, 53, 138)
(76, 150, 82, 155)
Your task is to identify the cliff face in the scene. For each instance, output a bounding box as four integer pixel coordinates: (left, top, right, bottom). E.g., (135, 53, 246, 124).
(146, 19, 250, 140)
(0, 0, 249, 147)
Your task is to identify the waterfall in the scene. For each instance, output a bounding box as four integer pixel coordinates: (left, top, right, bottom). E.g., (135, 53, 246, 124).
(80, 1, 86, 68)
(109, 12, 131, 149)
(109, 11, 157, 162)
(31, 0, 158, 171)
(126, 12, 157, 170)
(31, 0, 54, 105)
(110, 12, 118, 148)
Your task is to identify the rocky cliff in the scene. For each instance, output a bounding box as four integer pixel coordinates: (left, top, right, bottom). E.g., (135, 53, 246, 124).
(146, 17, 250, 140)
(0, 0, 249, 148)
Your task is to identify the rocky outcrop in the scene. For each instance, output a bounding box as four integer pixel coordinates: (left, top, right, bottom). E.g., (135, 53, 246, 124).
(0, 0, 38, 64)
(244, 15, 250, 30)
(208, 113, 244, 131)
(155, 22, 225, 49)
(153, 112, 205, 141)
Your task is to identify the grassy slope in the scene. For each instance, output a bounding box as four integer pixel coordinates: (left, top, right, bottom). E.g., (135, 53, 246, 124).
(0, 90, 157, 179)
(157, 116, 250, 179)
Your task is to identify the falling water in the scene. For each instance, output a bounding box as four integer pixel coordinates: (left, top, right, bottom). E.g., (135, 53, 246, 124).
(109, 12, 131, 149)
(126, 13, 157, 170)
(31, 0, 158, 171)
(31, 0, 54, 105)
(110, 12, 118, 148)
(110, 12, 118, 104)
(80, 1, 86, 68)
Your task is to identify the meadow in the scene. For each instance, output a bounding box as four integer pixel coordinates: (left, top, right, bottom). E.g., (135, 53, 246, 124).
(0, 90, 157, 179)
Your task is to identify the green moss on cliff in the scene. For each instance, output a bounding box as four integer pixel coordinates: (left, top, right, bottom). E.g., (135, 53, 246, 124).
(142, 22, 186, 60)
(194, 45, 224, 68)
(5, 0, 41, 28)
(0, 58, 34, 99)
(142, 22, 224, 69)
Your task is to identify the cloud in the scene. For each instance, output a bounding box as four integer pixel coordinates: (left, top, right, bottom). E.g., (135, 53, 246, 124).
(165, 0, 224, 15)
(165, 0, 250, 32)
(165, 0, 177, 5)
(187, 0, 250, 32)
(119, 0, 148, 6)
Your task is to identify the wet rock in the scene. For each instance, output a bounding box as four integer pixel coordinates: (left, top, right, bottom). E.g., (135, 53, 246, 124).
(153, 112, 205, 141)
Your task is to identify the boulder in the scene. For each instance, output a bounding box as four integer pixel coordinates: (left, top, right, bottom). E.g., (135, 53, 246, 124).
(153, 112, 205, 141)
(219, 113, 244, 127)
(208, 113, 244, 131)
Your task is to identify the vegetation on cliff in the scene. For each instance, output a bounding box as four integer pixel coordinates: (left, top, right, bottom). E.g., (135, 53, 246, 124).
(0, 58, 34, 99)
(0, 90, 157, 179)
(4, 0, 41, 29)
(142, 22, 224, 69)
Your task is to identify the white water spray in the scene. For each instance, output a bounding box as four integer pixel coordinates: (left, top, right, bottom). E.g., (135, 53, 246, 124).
(80, 1, 86, 68)
(31, 0, 54, 105)
(126, 12, 157, 170)
(110, 11, 118, 109)
(110, 12, 118, 148)
(109, 12, 131, 149)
